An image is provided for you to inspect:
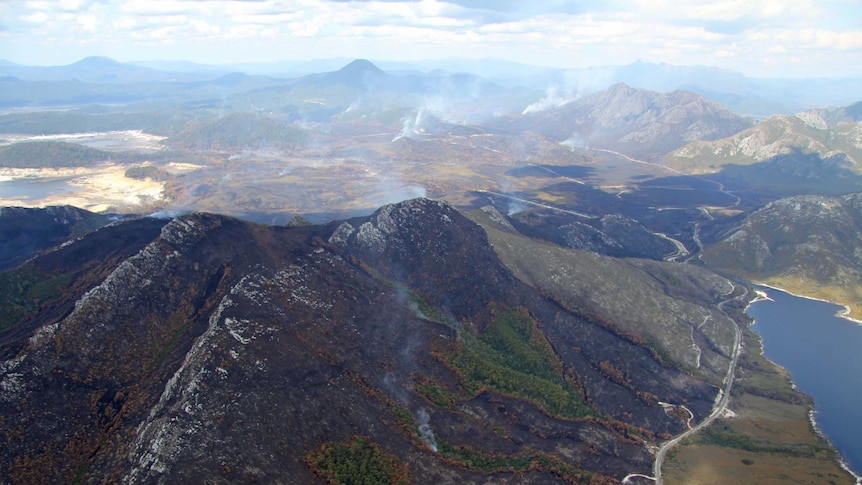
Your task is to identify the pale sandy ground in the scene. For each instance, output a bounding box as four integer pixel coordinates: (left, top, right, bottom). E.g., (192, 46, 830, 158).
(0, 164, 166, 213)
(0, 131, 192, 212)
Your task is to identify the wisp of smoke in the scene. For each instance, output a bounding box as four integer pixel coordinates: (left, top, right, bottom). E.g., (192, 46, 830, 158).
(521, 68, 614, 115)
(148, 208, 191, 219)
(372, 183, 427, 207)
(522, 86, 575, 114)
(507, 200, 528, 216)
(416, 408, 438, 452)
(392, 108, 428, 142)
(560, 134, 590, 151)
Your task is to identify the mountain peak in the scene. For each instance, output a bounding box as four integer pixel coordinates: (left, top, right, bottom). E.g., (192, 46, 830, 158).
(337, 58, 383, 75)
(305, 58, 388, 89)
(68, 56, 122, 68)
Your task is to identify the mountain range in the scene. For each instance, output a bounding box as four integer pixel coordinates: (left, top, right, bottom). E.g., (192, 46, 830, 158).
(2, 56, 862, 484)
(4, 57, 861, 115)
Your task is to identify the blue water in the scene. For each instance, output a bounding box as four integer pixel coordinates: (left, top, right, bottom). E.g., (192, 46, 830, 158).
(0, 178, 76, 201)
(747, 287, 862, 476)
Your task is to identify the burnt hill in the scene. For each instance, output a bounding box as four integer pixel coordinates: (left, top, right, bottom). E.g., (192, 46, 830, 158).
(1, 198, 733, 483)
(0, 205, 112, 271)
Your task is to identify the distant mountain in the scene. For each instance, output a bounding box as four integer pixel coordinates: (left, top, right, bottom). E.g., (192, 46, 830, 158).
(667, 113, 862, 171)
(296, 59, 387, 89)
(517, 60, 862, 115)
(129, 59, 230, 75)
(0, 56, 223, 83)
(511, 83, 752, 160)
(801, 101, 862, 126)
(665, 113, 862, 200)
(703, 193, 862, 319)
(290, 59, 505, 97)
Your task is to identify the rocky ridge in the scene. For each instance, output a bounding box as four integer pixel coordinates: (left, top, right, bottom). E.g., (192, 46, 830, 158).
(666, 113, 862, 173)
(514, 83, 752, 160)
(0, 198, 743, 483)
(703, 192, 862, 318)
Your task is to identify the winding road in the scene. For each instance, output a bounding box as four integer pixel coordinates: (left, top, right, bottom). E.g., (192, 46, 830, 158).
(477, 189, 596, 219)
(624, 284, 747, 485)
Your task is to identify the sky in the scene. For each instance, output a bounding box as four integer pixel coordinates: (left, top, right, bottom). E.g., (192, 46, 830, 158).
(0, 0, 860, 78)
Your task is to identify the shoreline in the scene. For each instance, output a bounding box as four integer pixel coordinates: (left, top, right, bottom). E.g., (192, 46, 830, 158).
(805, 409, 862, 485)
(746, 285, 862, 483)
(751, 281, 862, 326)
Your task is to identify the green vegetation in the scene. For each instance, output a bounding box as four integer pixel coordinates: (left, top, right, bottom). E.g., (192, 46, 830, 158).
(447, 308, 593, 419)
(663, 325, 855, 485)
(304, 436, 411, 485)
(690, 424, 833, 458)
(169, 112, 307, 151)
(124, 165, 170, 181)
(414, 380, 457, 409)
(406, 291, 450, 325)
(437, 441, 609, 484)
(0, 141, 110, 168)
(0, 264, 69, 330)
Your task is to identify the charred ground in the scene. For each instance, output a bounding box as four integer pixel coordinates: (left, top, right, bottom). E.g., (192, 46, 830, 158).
(0, 199, 734, 484)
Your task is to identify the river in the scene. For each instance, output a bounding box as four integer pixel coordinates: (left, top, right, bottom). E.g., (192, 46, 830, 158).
(746, 286, 862, 476)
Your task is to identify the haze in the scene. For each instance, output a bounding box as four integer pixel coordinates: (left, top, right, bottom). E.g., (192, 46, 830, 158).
(1, 0, 861, 78)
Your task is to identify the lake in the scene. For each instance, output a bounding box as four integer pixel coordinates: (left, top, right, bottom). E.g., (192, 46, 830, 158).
(747, 287, 862, 476)
(0, 178, 76, 201)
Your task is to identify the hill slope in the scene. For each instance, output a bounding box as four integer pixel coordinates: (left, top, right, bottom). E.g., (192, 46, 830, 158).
(703, 192, 862, 319)
(0, 141, 112, 168)
(0, 205, 111, 271)
(0, 199, 732, 484)
(666, 113, 862, 173)
(512, 83, 752, 160)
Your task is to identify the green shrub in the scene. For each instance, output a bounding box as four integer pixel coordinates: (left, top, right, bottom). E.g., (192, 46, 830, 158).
(305, 436, 411, 485)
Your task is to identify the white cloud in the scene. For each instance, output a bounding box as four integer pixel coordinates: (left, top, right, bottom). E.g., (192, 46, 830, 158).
(23, 11, 49, 23)
(0, 0, 858, 77)
(76, 13, 99, 32)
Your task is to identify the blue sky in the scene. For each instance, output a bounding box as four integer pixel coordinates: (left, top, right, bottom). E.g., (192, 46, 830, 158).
(1, 0, 860, 77)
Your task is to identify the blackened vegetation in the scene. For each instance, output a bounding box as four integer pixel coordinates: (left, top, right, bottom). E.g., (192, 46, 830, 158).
(0, 199, 723, 483)
(707, 149, 862, 207)
(0, 206, 111, 271)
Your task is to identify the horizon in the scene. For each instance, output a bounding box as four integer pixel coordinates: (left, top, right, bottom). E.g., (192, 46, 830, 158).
(0, 0, 860, 79)
(4, 55, 862, 82)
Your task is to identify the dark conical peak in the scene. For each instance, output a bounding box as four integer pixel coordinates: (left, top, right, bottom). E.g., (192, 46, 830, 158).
(313, 58, 387, 89)
(337, 59, 384, 76)
(68, 56, 122, 68)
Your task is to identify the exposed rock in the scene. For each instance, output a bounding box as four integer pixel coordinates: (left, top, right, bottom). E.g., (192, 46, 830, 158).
(512, 83, 752, 160)
(0, 198, 739, 483)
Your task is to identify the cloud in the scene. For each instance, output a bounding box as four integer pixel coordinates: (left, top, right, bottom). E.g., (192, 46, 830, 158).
(0, 0, 857, 78)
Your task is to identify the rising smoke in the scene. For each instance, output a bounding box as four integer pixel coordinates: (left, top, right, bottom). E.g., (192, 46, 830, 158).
(416, 408, 438, 452)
